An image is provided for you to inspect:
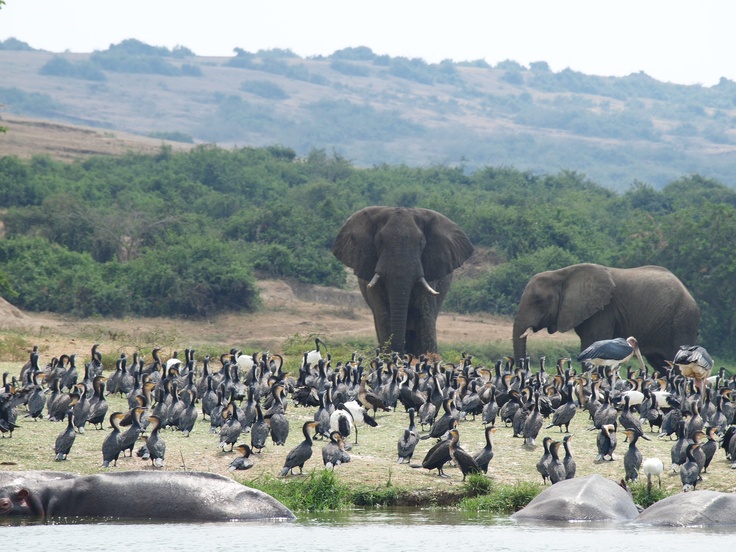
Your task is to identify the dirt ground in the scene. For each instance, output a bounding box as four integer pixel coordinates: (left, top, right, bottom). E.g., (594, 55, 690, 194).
(0, 279, 560, 357)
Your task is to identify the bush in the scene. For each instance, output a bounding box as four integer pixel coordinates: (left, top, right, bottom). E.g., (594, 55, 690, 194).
(244, 470, 350, 511)
(459, 480, 541, 513)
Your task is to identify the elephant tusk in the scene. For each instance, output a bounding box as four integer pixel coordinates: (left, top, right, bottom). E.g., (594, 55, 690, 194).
(419, 277, 440, 296)
(520, 326, 535, 338)
(367, 273, 380, 288)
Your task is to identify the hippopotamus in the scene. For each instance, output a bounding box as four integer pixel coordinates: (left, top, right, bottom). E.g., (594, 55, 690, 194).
(511, 474, 639, 522)
(635, 490, 736, 526)
(0, 470, 295, 521)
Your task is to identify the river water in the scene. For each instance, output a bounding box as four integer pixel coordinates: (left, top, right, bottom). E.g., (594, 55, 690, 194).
(2, 508, 735, 552)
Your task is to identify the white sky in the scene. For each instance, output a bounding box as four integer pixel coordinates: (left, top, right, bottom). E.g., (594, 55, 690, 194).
(1, 0, 734, 86)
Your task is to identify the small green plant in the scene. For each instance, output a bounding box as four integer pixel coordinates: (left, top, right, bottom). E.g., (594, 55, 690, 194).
(459, 480, 541, 514)
(351, 485, 400, 507)
(243, 470, 349, 511)
(462, 472, 494, 497)
(628, 480, 672, 509)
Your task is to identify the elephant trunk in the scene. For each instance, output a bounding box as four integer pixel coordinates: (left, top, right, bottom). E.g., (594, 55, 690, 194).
(388, 285, 412, 355)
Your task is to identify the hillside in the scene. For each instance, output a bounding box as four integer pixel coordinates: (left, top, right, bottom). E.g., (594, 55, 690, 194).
(3, 39, 736, 190)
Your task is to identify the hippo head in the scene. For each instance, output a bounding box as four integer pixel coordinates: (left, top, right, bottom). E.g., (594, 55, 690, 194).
(0, 488, 33, 517)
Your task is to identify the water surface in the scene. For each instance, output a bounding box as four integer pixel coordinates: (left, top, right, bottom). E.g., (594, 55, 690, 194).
(2, 508, 735, 552)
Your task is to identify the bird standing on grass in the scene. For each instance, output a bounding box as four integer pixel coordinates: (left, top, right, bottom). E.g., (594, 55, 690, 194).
(54, 410, 76, 461)
(280, 421, 318, 476)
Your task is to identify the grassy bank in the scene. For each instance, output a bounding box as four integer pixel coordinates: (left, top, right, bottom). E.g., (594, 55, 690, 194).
(1, 328, 734, 514)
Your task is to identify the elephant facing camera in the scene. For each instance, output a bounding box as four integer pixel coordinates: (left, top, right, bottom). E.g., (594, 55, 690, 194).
(332, 206, 473, 356)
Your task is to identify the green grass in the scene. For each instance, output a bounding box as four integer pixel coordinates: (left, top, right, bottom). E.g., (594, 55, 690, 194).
(628, 479, 673, 509)
(244, 470, 350, 512)
(459, 480, 542, 514)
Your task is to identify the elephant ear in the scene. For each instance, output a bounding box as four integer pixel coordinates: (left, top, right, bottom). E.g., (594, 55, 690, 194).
(557, 263, 615, 332)
(332, 206, 389, 281)
(416, 208, 474, 282)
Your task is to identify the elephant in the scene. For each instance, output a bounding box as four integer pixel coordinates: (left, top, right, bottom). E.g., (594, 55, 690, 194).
(0, 470, 295, 521)
(512, 264, 700, 369)
(511, 474, 639, 522)
(332, 206, 473, 355)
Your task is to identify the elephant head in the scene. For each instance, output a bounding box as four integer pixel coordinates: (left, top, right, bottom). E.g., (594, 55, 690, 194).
(512, 263, 615, 362)
(332, 206, 473, 355)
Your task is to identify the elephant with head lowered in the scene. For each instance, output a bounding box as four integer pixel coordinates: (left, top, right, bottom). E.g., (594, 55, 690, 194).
(332, 206, 473, 355)
(512, 263, 700, 369)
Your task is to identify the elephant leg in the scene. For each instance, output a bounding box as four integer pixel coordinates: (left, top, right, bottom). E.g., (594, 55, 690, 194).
(359, 279, 392, 350)
(407, 286, 442, 354)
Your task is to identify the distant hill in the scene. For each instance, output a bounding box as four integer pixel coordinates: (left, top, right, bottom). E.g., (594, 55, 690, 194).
(2, 38, 736, 191)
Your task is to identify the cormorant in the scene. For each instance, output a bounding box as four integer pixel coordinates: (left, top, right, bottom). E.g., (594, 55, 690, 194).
(228, 444, 254, 471)
(397, 408, 419, 464)
(54, 410, 76, 461)
(595, 424, 617, 462)
(101, 411, 124, 467)
(473, 426, 495, 474)
(280, 421, 319, 476)
(448, 428, 481, 481)
(547, 441, 567, 484)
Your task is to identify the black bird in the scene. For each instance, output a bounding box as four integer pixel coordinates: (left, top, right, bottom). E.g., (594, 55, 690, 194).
(280, 421, 319, 476)
(119, 407, 145, 458)
(250, 403, 269, 453)
(577, 336, 646, 372)
(547, 441, 567, 484)
(536, 436, 553, 484)
(397, 408, 419, 464)
(219, 401, 243, 452)
(623, 429, 643, 482)
(322, 430, 350, 469)
(143, 415, 166, 468)
(54, 410, 76, 461)
(562, 434, 576, 479)
(177, 389, 199, 437)
(595, 424, 617, 462)
(447, 428, 481, 481)
(522, 399, 543, 447)
(101, 411, 124, 468)
(680, 443, 702, 492)
(701, 426, 719, 473)
(546, 383, 577, 433)
(420, 427, 453, 477)
(228, 444, 254, 471)
(473, 426, 496, 474)
(670, 419, 691, 472)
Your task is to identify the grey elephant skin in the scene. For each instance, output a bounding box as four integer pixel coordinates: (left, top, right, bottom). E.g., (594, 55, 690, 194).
(513, 264, 699, 368)
(511, 474, 639, 522)
(333, 206, 473, 355)
(0, 471, 295, 521)
(635, 491, 736, 526)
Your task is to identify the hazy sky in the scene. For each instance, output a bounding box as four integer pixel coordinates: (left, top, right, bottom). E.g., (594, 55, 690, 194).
(1, 0, 733, 86)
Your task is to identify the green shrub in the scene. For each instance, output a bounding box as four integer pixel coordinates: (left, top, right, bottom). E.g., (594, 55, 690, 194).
(459, 480, 541, 513)
(244, 470, 350, 511)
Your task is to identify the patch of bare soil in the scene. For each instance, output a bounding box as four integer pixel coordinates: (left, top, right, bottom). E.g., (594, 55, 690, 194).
(0, 279, 534, 357)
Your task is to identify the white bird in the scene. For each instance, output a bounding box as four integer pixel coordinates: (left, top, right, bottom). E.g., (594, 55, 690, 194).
(330, 400, 378, 445)
(642, 457, 664, 494)
(303, 337, 327, 368)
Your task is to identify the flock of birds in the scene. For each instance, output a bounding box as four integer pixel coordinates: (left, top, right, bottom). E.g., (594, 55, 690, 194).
(1, 336, 735, 494)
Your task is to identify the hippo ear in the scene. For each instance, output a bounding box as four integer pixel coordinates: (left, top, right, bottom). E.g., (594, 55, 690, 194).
(16, 488, 29, 502)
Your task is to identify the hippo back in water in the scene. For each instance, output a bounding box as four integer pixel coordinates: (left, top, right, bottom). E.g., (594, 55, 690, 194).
(635, 491, 736, 526)
(0, 471, 294, 522)
(511, 474, 639, 522)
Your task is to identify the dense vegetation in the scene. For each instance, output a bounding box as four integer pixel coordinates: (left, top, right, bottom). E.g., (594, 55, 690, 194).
(1, 146, 735, 356)
(1, 38, 736, 189)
